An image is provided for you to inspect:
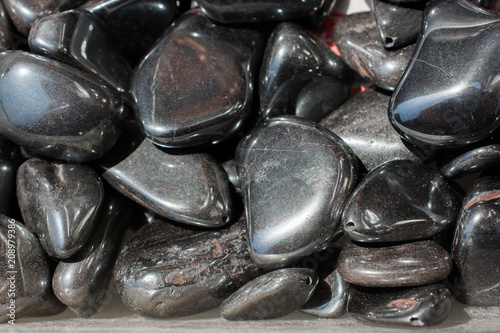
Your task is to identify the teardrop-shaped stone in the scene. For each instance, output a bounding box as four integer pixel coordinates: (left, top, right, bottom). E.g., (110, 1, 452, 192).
(333, 11, 416, 91)
(114, 216, 262, 318)
(29, 10, 132, 93)
(342, 160, 461, 243)
(99, 124, 232, 227)
(348, 283, 452, 327)
(0, 51, 126, 162)
(372, 0, 424, 49)
(0, 2, 11, 51)
(220, 268, 318, 320)
(451, 176, 500, 305)
(53, 190, 131, 317)
(131, 9, 265, 148)
(389, 0, 500, 149)
(236, 116, 357, 269)
(338, 240, 452, 287)
(440, 144, 500, 178)
(0, 216, 61, 323)
(16, 158, 104, 259)
(320, 88, 419, 171)
(259, 22, 351, 122)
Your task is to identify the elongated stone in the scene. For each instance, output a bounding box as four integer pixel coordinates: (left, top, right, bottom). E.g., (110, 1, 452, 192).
(99, 124, 232, 227)
(0, 2, 11, 51)
(17, 158, 104, 259)
(236, 116, 357, 269)
(320, 88, 419, 171)
(0, 51, 126, 162)
(348, 283, 452, 327)
(29, 10, 132, 93)
(131, 10, 265, 148)
(333, 11, 416, 91)
(451, 176, 500, 305)
(389, 0, 500, 149)
(338, 240, 452, 287)
(114, 216, 262, 318)
(259, 22, 351, 122)
(440, 144, 500, 178)
(220, 268, 318, 320)
(342, 160, 461, 243)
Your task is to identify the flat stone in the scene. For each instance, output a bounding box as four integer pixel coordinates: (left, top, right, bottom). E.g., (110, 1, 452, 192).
(320, 88, 419, 171)
(114, 216, 262, 318)
(131, 9, 264, 148)
(338, 240, 453, 287)
(0, 51, 126, 162)
(333, 11, 416, 91)
(16, 158, 104, 259)
(220, 268, 318, 320)
(440, 144, 500, 179)
(348, 283, 452, 327)
(389, 0, 500, 149)
(236, 116, 357, 269)
(342, 160, 461, 243)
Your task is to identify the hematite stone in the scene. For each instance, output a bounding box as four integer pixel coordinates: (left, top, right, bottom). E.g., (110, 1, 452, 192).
(338, 240, 452, 287)
(0, 2, 11, 51)
(53, 191, 131, 317)
(320, 88, 419, 171)
(236, 116, 357, 269)
(131, 9, 264, 148)
(114, 216, 262, 318)
(389, 0, 500, 149)
(259, 22, 351, 122)
(372, 0, 424, 49)
(0, 216, 62, 323)
(451, 176, 500, 305)
(342, 160, 461, 243)
(29, 10, 132, 93)
(332, 12, 416, 91)
(348, 283, 452, 327)
(440, 144, 500, 179)
(0, 51, 126, 162)
(99, 124, 232, 228)
(17, 158, 104, 259)
(220, 268, 318, 320)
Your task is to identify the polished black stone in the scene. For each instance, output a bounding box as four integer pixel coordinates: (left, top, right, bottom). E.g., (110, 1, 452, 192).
(343, 160, 461, 243)
(320, 88, 419, 171)
(114, 216, 262, 318)
(389, 0, 500, 149)
(220, 268, 318, 320)
(236, 116, 357, 269)
(372, 0, 423, 49)
(80, 0, 178, 65)
(338, 240, 453, 287)
(259, 22, 351, 122)
(451, 176, 500, 305)
(2, 0, 85, 36)
(333, 12, 416, 91)
(0, 51, 126, 162)
(221, 159, 241, 195)
(131, 10, 264, 148)
(196, 0, 335, 24)
(440, 144, 500, 179)
(99, 124, 233, 227)
(53, 191, 131, 317)
(0, 136, 20, 216)
(17, 158, 104, 259)
(0, 2, 11, 51)
(0, 216, 61, 323)
(29, 10, 132, 93)
(348, 283, 452, 327)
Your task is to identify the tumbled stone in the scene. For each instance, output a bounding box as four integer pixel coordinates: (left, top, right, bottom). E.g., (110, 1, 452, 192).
(0, 136, 20, 216)
(348, 283, 452, 327)
(236, 116, 357, 269)
(220, 268, 318, 320)
(342, 160, 461, 243)
(333, 11, 416, 91)
(131, 9, 264, 148)
(0, 51, 126, 162)
(389, 0, 500, 149)
(114, 216, 262, 318)
(440, 144, 500, 179)
(338, 240, 453, 287)
(17, 158, 104, 259)
(0, 2, 11, 51)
